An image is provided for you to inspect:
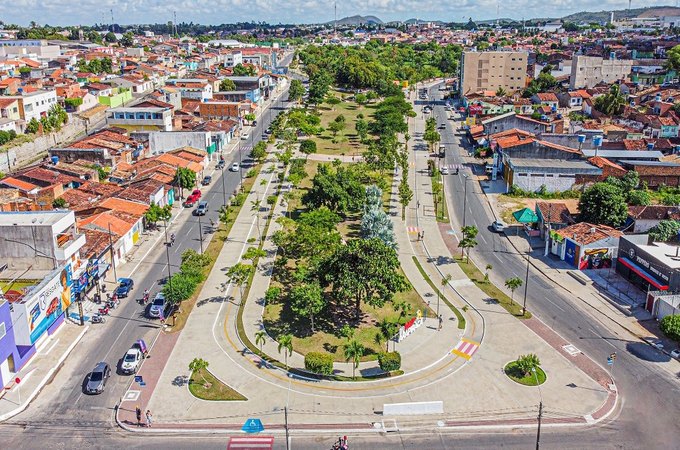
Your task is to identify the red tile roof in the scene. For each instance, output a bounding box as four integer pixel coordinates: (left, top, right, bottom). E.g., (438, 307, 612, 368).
(555, 222, 623, 245)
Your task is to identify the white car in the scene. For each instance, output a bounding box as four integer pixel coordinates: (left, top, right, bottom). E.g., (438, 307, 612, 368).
(492, 220, 506, 233)
(441, 166, 450, 175)
(121, 348, 143, 374)
(230, 162, 240, 172)
(241, 132, 250, 140)
(671, 349, 680, 359)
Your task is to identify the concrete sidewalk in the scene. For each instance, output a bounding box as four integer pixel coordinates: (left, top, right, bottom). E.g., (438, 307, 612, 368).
(0, 322, 88, 421)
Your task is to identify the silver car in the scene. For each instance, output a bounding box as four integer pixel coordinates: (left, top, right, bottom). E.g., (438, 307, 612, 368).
(85, 362, 111, 395)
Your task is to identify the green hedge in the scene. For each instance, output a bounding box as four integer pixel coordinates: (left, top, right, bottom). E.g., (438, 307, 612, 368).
(304, 352, 334, 375)
(378, 351, 401, 372)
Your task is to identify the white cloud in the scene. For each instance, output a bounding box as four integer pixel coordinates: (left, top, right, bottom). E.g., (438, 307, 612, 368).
(1, 0, 674, 26)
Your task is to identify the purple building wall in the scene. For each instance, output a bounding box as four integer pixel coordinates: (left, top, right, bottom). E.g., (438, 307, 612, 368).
(0, 301, 22, 388)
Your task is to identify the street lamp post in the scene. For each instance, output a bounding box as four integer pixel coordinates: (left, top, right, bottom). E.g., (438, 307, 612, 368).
(523, 251, 530, 316)
(220, 160, 227, 208)
(197, 213, 204, 254)
(532, 367, 544, 450)
(163, 219, 173, 292)
(462, 174, 469, 228)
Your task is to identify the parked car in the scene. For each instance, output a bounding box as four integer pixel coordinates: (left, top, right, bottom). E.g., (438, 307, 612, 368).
(230, 162, 240, 172)
(115, 278, 134, 298)
(491, 220, 506, 233)
(149, 293, 166, 319)
(194, 200, 208, 216)
(216, 160, 225, 170)
(183, 196, 197, 207)
(438, 123, 446, 129)
(252, 120, 257, 126)
(264, 127, 272, 135)
(441, 166, 450, 175)
(202, 175, 212, 186)
(241, 132, 250, 140)
(121, 346, 144, 374)
(671, 349, 680, 360)
(85, 362, 111, 395)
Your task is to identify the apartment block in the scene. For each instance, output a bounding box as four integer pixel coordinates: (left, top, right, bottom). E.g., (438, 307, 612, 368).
(460, 51, 528, 95)
(569, 55, 633, 89)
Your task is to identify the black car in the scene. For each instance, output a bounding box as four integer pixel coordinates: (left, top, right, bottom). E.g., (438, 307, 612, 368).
(85, 362, 111, 394)
(202, 175, 212, 186)
(216, 160, 225, 170)
(115, 278, 134, 298)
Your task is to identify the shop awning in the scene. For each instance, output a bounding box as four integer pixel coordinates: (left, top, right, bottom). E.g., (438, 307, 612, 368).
(618, 257, 669, 290)
(512, 208, 539, 223)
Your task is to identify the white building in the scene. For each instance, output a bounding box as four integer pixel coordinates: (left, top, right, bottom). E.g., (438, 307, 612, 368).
(8, 89, 58, 122)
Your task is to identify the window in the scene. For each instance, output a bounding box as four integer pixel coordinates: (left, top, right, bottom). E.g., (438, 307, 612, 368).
(0, 322, 5, 340)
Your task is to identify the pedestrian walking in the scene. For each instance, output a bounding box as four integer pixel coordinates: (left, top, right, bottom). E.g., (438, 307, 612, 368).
(438, 314, 443, 331)
(135, 405, 142, 426)
(421, 230, 425, 240)
(417, 200, 420, 210)
(146, 410, 153, 428)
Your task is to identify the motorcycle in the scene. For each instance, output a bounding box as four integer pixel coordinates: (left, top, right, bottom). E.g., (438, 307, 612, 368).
(91, 313, 106, 324)
(98, 306, 110, 316)
(331, 437, 348, 450)
(141, 291, 150, 305)
(168, 234, 176, 247)
(106, 300, 116, 309)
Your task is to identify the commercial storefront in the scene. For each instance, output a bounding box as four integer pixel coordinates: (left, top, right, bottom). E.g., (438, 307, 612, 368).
(616, 235, 680, 293)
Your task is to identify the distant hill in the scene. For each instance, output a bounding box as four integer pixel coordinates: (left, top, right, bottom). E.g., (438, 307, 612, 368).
(327, 15, 383, 26)
(562, 6, 680, 23)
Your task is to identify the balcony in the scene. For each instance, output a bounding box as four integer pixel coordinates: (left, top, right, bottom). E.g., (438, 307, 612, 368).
(55, 232, 86, 262)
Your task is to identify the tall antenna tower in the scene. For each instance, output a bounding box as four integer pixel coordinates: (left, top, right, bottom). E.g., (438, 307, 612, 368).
(628, 0, 632, 10)
(110, 9, 114, 28)
(334, 1, 337, 38)
(173, 11, 178, 37)
(496, 1, 500, 27)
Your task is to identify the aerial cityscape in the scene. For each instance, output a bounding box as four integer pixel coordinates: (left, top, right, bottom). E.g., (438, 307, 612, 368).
(1, 3, 680, 449)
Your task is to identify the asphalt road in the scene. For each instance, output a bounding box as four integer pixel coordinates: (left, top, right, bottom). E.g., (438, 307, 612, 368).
(423, 82, 680, 449)
(5, 86, 291, 430)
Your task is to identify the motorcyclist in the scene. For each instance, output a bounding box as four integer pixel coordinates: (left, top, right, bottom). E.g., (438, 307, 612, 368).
(170, 233, 176, 245)
(143, 288, 150, 303)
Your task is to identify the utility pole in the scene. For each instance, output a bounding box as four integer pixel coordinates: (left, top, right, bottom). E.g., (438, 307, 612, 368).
(107, 223, 118, 283)
(536, 400, 543, 450)
(173, 11, 178, 37)
(462, 174, 469, 227)
(284, 406, 290, 450)
(334, 1, 337, 39)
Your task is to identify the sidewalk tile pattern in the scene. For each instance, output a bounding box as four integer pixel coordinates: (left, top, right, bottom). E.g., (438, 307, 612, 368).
(452, 338, 480, 360)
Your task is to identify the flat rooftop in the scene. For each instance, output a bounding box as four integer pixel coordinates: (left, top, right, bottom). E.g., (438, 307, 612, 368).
(510, 158, 602, 171)
(636, 241, 680, 269)
(0, 210, 71, 226)
(581, 149, 663, 159)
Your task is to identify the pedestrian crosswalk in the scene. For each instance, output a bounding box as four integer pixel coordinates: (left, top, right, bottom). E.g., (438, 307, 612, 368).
(406, 226, 421, 234)
(227, 436, 274, 449)
(452, 338, 480, 360)
(443, 163, 465, 170)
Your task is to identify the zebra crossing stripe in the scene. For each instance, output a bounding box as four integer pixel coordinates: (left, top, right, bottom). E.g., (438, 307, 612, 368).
(452, 338, 480, 360)
(406, 227, 420, 233)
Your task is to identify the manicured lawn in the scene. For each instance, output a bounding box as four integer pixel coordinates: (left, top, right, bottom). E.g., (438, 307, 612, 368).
(454, 256, 531, 319)
(310, 89, 375, 156)
(188, 367, 247, 401)
(411, 256, 465, 329)
(263, 279, 433, 362)
(504, 361, 546, 386)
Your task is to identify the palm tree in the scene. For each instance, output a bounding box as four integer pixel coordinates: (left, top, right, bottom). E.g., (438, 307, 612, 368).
(505, 277, 523, 302)
(516, 353, 541, 377)
(439, 274, 452, 318)
(188, 357, 210, 386)
(484, 264, 493, 283)
(343, 340, 365, 380)
(255, 331, 267, 353)
(277, 334, 293, 369)
(378, 319, 398, 352)
(495, 86, 507, 97)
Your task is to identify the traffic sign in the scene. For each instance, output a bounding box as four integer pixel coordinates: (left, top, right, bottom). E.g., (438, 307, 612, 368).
(607, 358, 613, 366)
(241, 418, 265, 433)
(134, 375, 143, 384)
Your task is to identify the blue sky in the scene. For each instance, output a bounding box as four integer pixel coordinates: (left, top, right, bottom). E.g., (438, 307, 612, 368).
(1, 0, 675, 26)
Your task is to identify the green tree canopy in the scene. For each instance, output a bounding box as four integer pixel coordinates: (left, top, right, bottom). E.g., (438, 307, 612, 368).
(288, 79, 305, 103)
(290, 282, 325, 332)
(232, 63, 256, 76)
(648, 220, 680, 242)
(303, 163, 365, 216)
(578, 182, 628, 227)
(219, 78, 237, 91)
(321, 238, 409, 319)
